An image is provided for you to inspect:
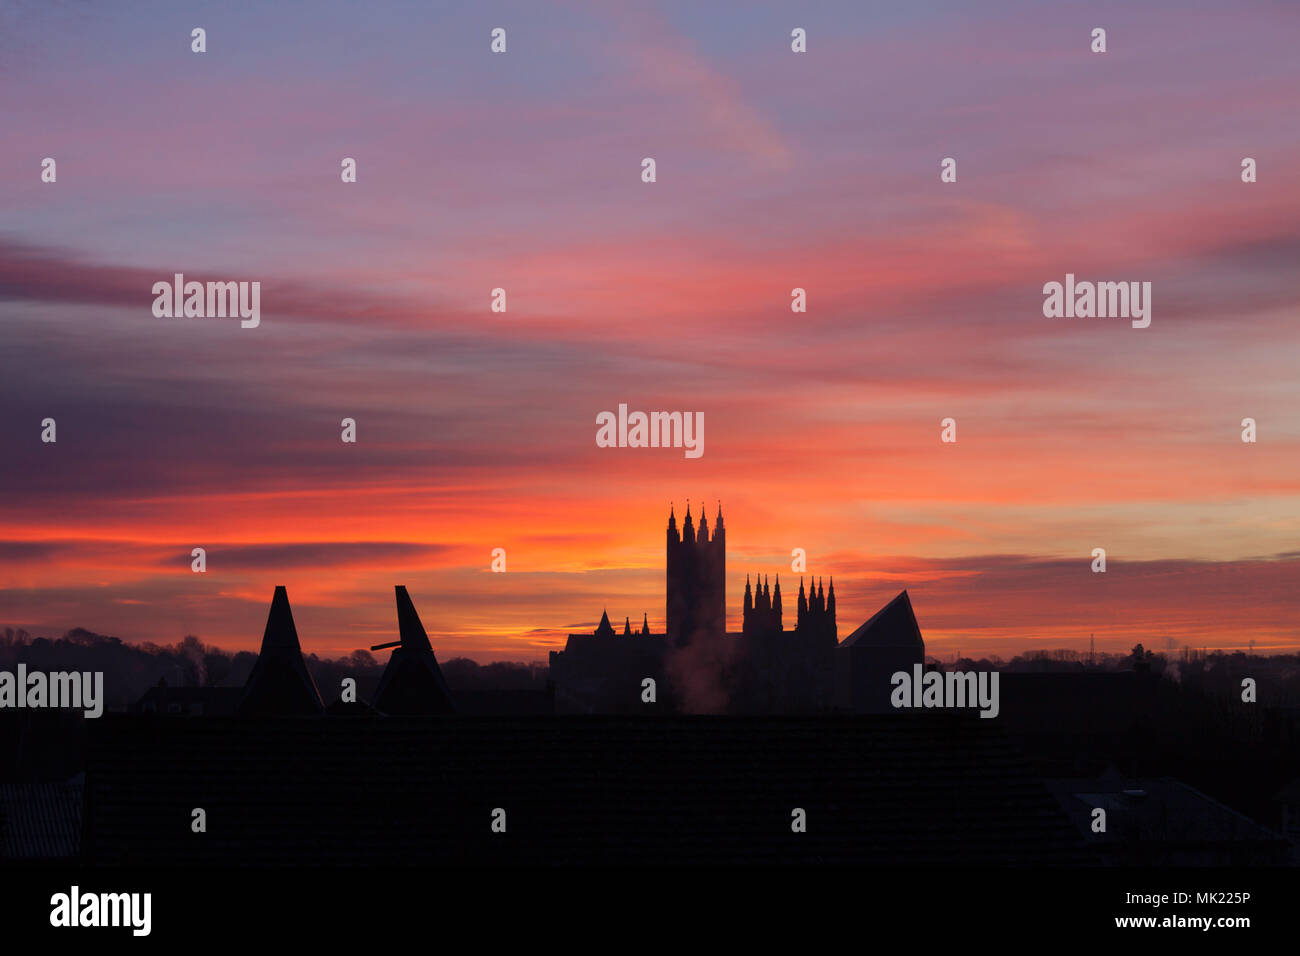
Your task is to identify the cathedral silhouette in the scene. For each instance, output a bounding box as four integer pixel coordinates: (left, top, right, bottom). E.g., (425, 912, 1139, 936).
(550, 504, 919, 713)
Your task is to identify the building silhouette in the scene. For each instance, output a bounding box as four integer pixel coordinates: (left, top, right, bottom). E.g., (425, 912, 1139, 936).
(834, 590, 926, 713)
(237, 585, 456, 717)
(666, 503, 726, 645)
(133, 683, 242, 716)
(549, 506, 922, 713)
(238, 586, 325, 716)
(371, 586, 455, 715)
(12, 519, 1290, 868)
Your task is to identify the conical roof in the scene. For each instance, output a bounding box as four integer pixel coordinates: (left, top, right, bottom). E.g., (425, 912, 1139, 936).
(394, 585, 433, 654)
(238, 586, 325, 716)
(372, 586, 455, 715)
(840, 590, 924, 648)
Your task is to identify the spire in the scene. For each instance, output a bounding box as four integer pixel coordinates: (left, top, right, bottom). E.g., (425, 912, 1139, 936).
(714, 500, 723, 530)
(827, 577, 836, 616)
(667, 503, 677, 534)
(641, 612, 650, 636)
(697, 508, 709, 544)
(817, 577, 825, 613)
(743, 574, 753, 614)
(798, 577, 807, 625)
(623, 616, 632, 637)
(595, 609, 615, 638)
(773, 575, 783, 613)
(682, 502, 695, 544)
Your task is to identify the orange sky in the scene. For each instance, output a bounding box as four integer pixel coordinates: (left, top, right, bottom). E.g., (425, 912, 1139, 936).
(2, 2, 1298, 662)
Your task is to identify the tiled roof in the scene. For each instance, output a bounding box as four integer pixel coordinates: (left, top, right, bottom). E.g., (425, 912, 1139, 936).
(0, 775, 83, 859)
(1046, 773, 1288, 865)
(84, 715, 1089, 865)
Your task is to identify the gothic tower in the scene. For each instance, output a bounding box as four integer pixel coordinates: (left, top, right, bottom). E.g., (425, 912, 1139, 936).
(666, 502, 725, 646)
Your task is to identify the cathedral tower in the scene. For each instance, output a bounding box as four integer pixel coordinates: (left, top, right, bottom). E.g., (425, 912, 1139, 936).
(666, 502, 725, 646)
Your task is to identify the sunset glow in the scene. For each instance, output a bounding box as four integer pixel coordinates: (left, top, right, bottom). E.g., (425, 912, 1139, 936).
(3, 1, 1298, 661)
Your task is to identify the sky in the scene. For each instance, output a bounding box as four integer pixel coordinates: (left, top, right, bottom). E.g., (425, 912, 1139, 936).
(2, 0, 1298, 662)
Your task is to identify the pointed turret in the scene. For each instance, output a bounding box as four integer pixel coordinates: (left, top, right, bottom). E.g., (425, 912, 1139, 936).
(682, 501, 695, 545)
(667, 503, 678, 538)
(773, 575, 783, 615)
(372, 586, 455, 715)
(697, 508, 709, 544)
(827, 577, 836, 616)
(711, 501, 725, 557)
(641, 612, 650, 636)
(595, 609, 615, 638)
(238, 586, 325, 716)
(798, 577, 808, 625)
(623, 616, 632, 637)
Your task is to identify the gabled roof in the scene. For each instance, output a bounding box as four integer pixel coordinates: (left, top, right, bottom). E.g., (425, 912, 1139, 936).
(237, 586, 325, 716)
(372, 587, 455, 715)
(840, 590, 924, 649)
